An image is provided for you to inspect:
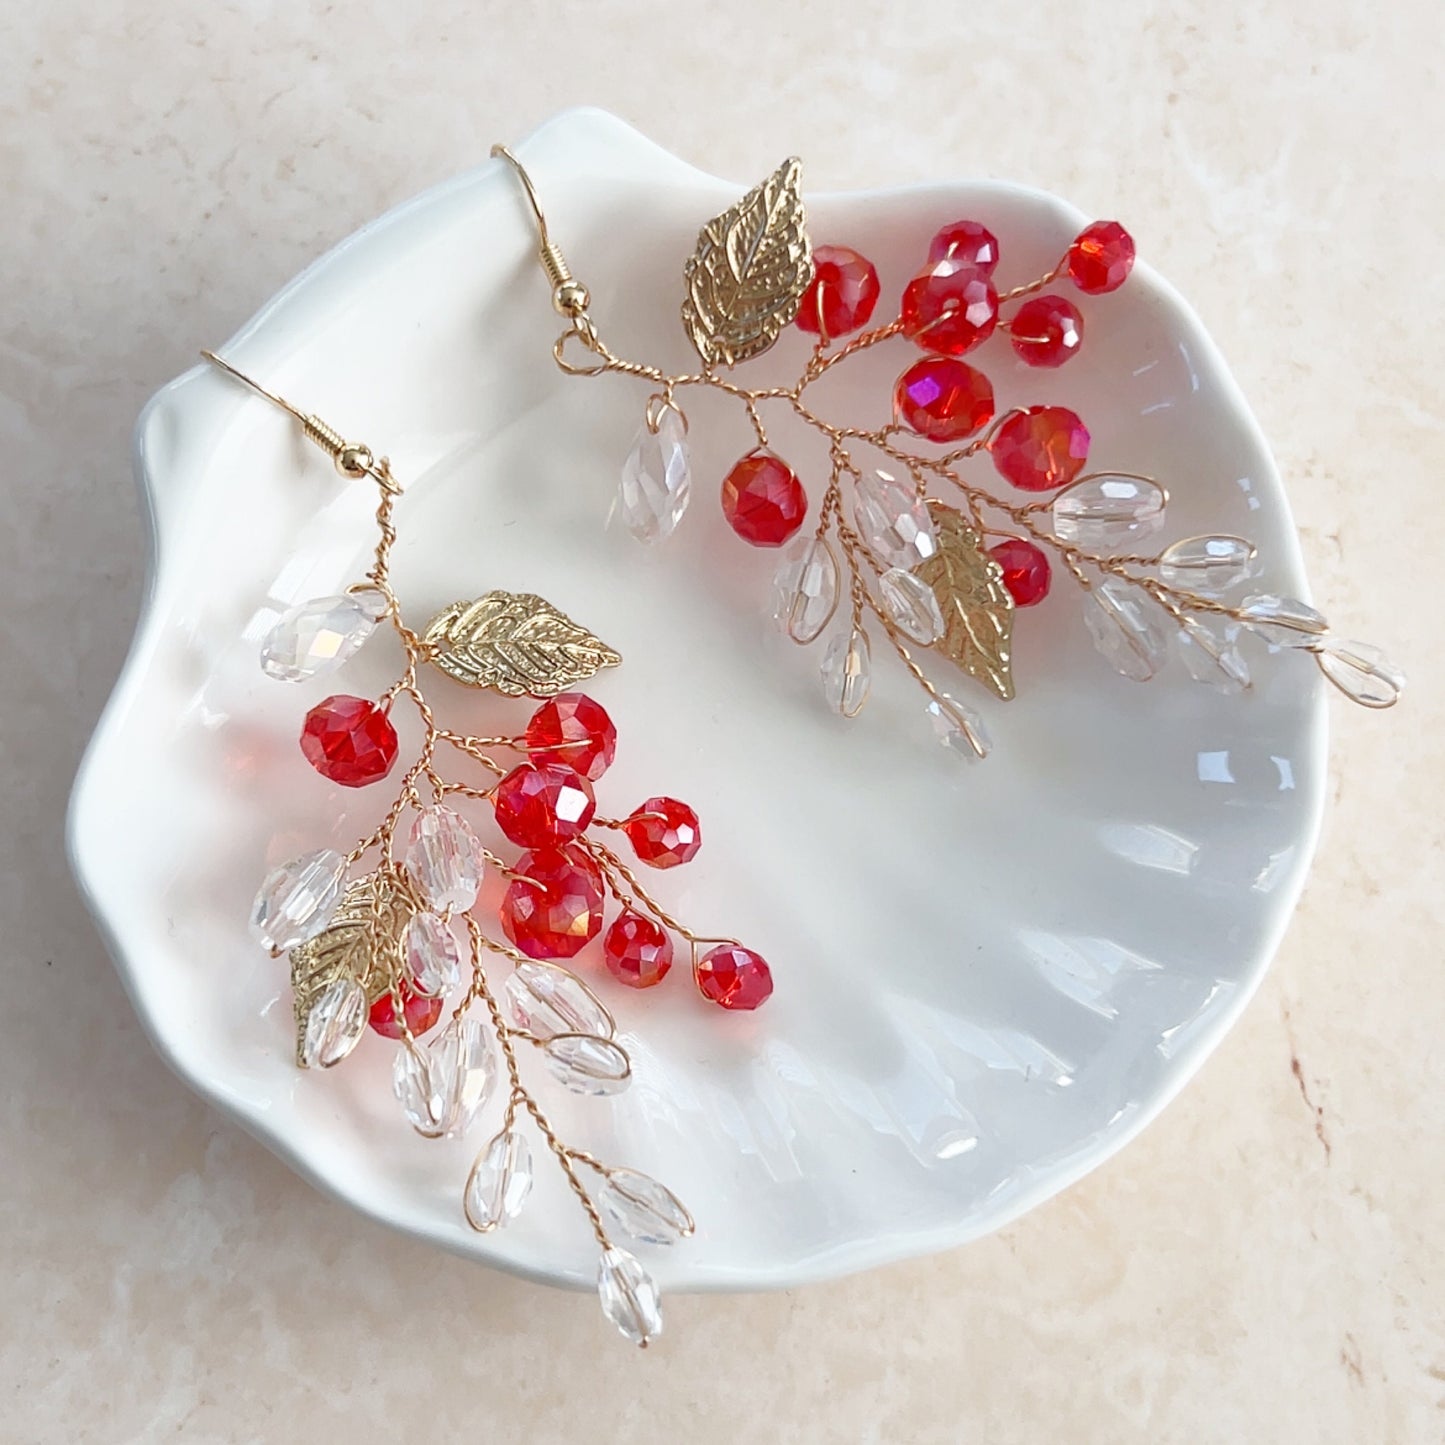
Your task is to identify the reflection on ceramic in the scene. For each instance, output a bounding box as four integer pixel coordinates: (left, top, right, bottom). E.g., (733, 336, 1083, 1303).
(67, 108, 1326, 1292)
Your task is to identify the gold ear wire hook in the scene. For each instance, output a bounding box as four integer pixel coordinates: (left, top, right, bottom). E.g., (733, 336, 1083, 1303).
(490, 144, 592, 322)
(199, 349, 381, 481)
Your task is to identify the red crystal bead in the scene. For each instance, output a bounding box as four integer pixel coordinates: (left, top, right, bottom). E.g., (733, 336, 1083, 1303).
(493, 763, 595, 848)
(368, 983, 444, 1040)
(299, 695, 398, 788)
(603, 911, 674, 989)
(900, 259, 999, 356)
(796, 245, 880, 340)
(927, 219, 1000, 273)
(1066, 221, 1136, 294)
(989, 537, 1052, 607)
(720, 449, 808, 547)
(623, 796, 701, 869)
(500, 845, 605, 960)
(990, 406, 1090, 491)
(695, 944, 773, 1011)
(1009, 295, 1083, 367)
(524, 693, 617, 781)
(894, 356, 995, 442)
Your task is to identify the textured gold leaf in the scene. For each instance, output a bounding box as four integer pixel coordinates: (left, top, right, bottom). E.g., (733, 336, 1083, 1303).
(422, 590, 622, 698)
(913, 504, 1015, 701)
(681, 157, 812, 368)
(288, 873, 413, 1067)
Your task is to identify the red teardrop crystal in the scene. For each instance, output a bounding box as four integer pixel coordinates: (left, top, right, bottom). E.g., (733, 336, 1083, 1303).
(796, 245, 880, 340)
(695, 944, 773, 1011)
(299, 695, 398, 788)
(500, 845, 605, 960)
(720, 449, 808, 547)
(603, 911, 674, 988)
(524, 693, 617, 780)
(623, 797, 701, 869)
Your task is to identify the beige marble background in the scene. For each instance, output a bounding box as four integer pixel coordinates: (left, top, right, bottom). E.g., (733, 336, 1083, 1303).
(2, 2, 1441, 1441)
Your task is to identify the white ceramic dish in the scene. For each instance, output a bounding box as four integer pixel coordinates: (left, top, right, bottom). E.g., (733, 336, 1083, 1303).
(68, 108, 1325, 1292)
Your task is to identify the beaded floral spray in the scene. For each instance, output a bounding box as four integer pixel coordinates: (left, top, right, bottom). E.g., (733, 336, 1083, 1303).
(493, 147, 1403, 740)
(219, 356, 774, 1349)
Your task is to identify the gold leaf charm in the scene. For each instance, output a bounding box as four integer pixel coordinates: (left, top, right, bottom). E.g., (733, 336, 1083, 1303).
(288, 872, 414, 1067)
(422, 590, 622, 697)
(913, 504, 1016, 701)
(681, 157, 813, 369)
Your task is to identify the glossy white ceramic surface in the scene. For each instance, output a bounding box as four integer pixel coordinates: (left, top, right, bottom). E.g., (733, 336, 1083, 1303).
(67, 108, 1326, 1293)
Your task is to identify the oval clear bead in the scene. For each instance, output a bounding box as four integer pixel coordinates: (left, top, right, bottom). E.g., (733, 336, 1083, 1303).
(404, 912, 464, 998)
(463, 1129, 534, 1232)
(260, 593, 381, 683)
(854, 468, 937, 567)
(597, 1247, 663, 1347)
(619, 405, 691, 543)
(924, 692, 991, 761)
(598, 1168, 696, 1246)
(820, 625, 872, 717)
(1316, 640, 1404, 708)
(542, 1033, 632, 1096)
(1157, 535, 1258, 593)
(403, 806, 485, 913)
(392, 1037, 452, 1138)
(300, 976, 368, 1070)
(772, 535, 840, 644)
(1052, 475, 1167, 548)
(1238, 594, 1328, 648)
(250, 848, 347, 953)
(1083, 578, 1170, 681)
(1177, 616, 1251, 694)
(879, 567, 945, 644)
(504, 961, 614, 1041)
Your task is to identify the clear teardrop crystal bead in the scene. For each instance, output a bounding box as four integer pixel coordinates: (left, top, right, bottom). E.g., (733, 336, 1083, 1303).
(879, 567, 945, 644)
(250, 848, 347, 953)
(260, 594, 382, 683)
(820, 625, 872, 717)
(403, 912, 464, 998)
(300, 976, 368, 1069)
(463, 1129, 534, 1232)
(619, 405, 691, 543)
(541, 1033, 632, 1095)
(1238, 594, 1328, 647)
(392, 1037, 452, 1138)
(1157, 535, 1258, 593)
(854, 468, 937, 567)
(437, 1014, 495, 1137)
(503, 961, 614, 1040)
(1083, 578, 1170, 682)
(598, 1247, 663, 1347)
(924, 692, 991, 761)
(403, 806, 485, 913)
(1052, 475, 1167, 548)
(598, 1169, 696, 1246)
(772, 535, 840, 644)
(1177, 616, 1251, 693)
(1316, 640, 1404, 708)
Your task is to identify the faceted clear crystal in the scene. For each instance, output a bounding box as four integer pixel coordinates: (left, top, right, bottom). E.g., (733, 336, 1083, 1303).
(772, 535, 840, 644)
(598, 1247, 663, 1347)
(1238, 593, 1328, 647)
(392, 1015, 494, 1139)
(250, 848, 346, 953)
(924, 692, 991, 761)
(619, 405, 691, 543)
(1177, 617, 1251, 694)
(503, 961, 614, 1040)
(404, 912, 464, 997)
(1052, 475, 1167, 548)
(403, 806, 485, 913)
(541, 1033, 632, 1095)
(260, 594, 382, 683)
(879, 567, 945, 643)
(463, 1129, 534, 1232)
(598, 1169, 695, 1246)
(301, 976, 368, 1069)
(854, 468, 937, 567)
(820, 626, 872, 717)
(392, 1037, 451, 1138)
(1157, 535, 1258, 593)
(1084, 578, 1170, 681)
(1316, 640, 1404, 708)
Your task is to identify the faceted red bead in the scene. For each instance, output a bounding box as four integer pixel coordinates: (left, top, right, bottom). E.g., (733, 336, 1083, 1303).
(1009, 295, 1084, 367)
(989, 537, 1052, 607)
(368, 983, 443, 1040)
(603, 911, 674, 989)
(299, 695, 398, 788)
(927, 219, 1000, 273)
(796, 245, 880, 340)
(623, 796, 701, 869)
(493, 763, 595, 848)
(900, 259, 999, 356)
(990, 405, 1090, 491)
(720, 449, 808, 547)
(524, 692, 616, 781)
(695, 944, 773, 1011)
(500, 845, 605, 960)
(1066, 221, 1136, 294)
(894, 356, 996, 442)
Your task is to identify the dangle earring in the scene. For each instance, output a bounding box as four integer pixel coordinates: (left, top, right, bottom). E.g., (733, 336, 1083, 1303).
(490, 146, 1403, 755)
(210, 351, 774, 1347)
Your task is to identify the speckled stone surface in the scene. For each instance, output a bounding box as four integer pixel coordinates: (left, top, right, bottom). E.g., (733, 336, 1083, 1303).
(2, 4, 1440, 1441)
